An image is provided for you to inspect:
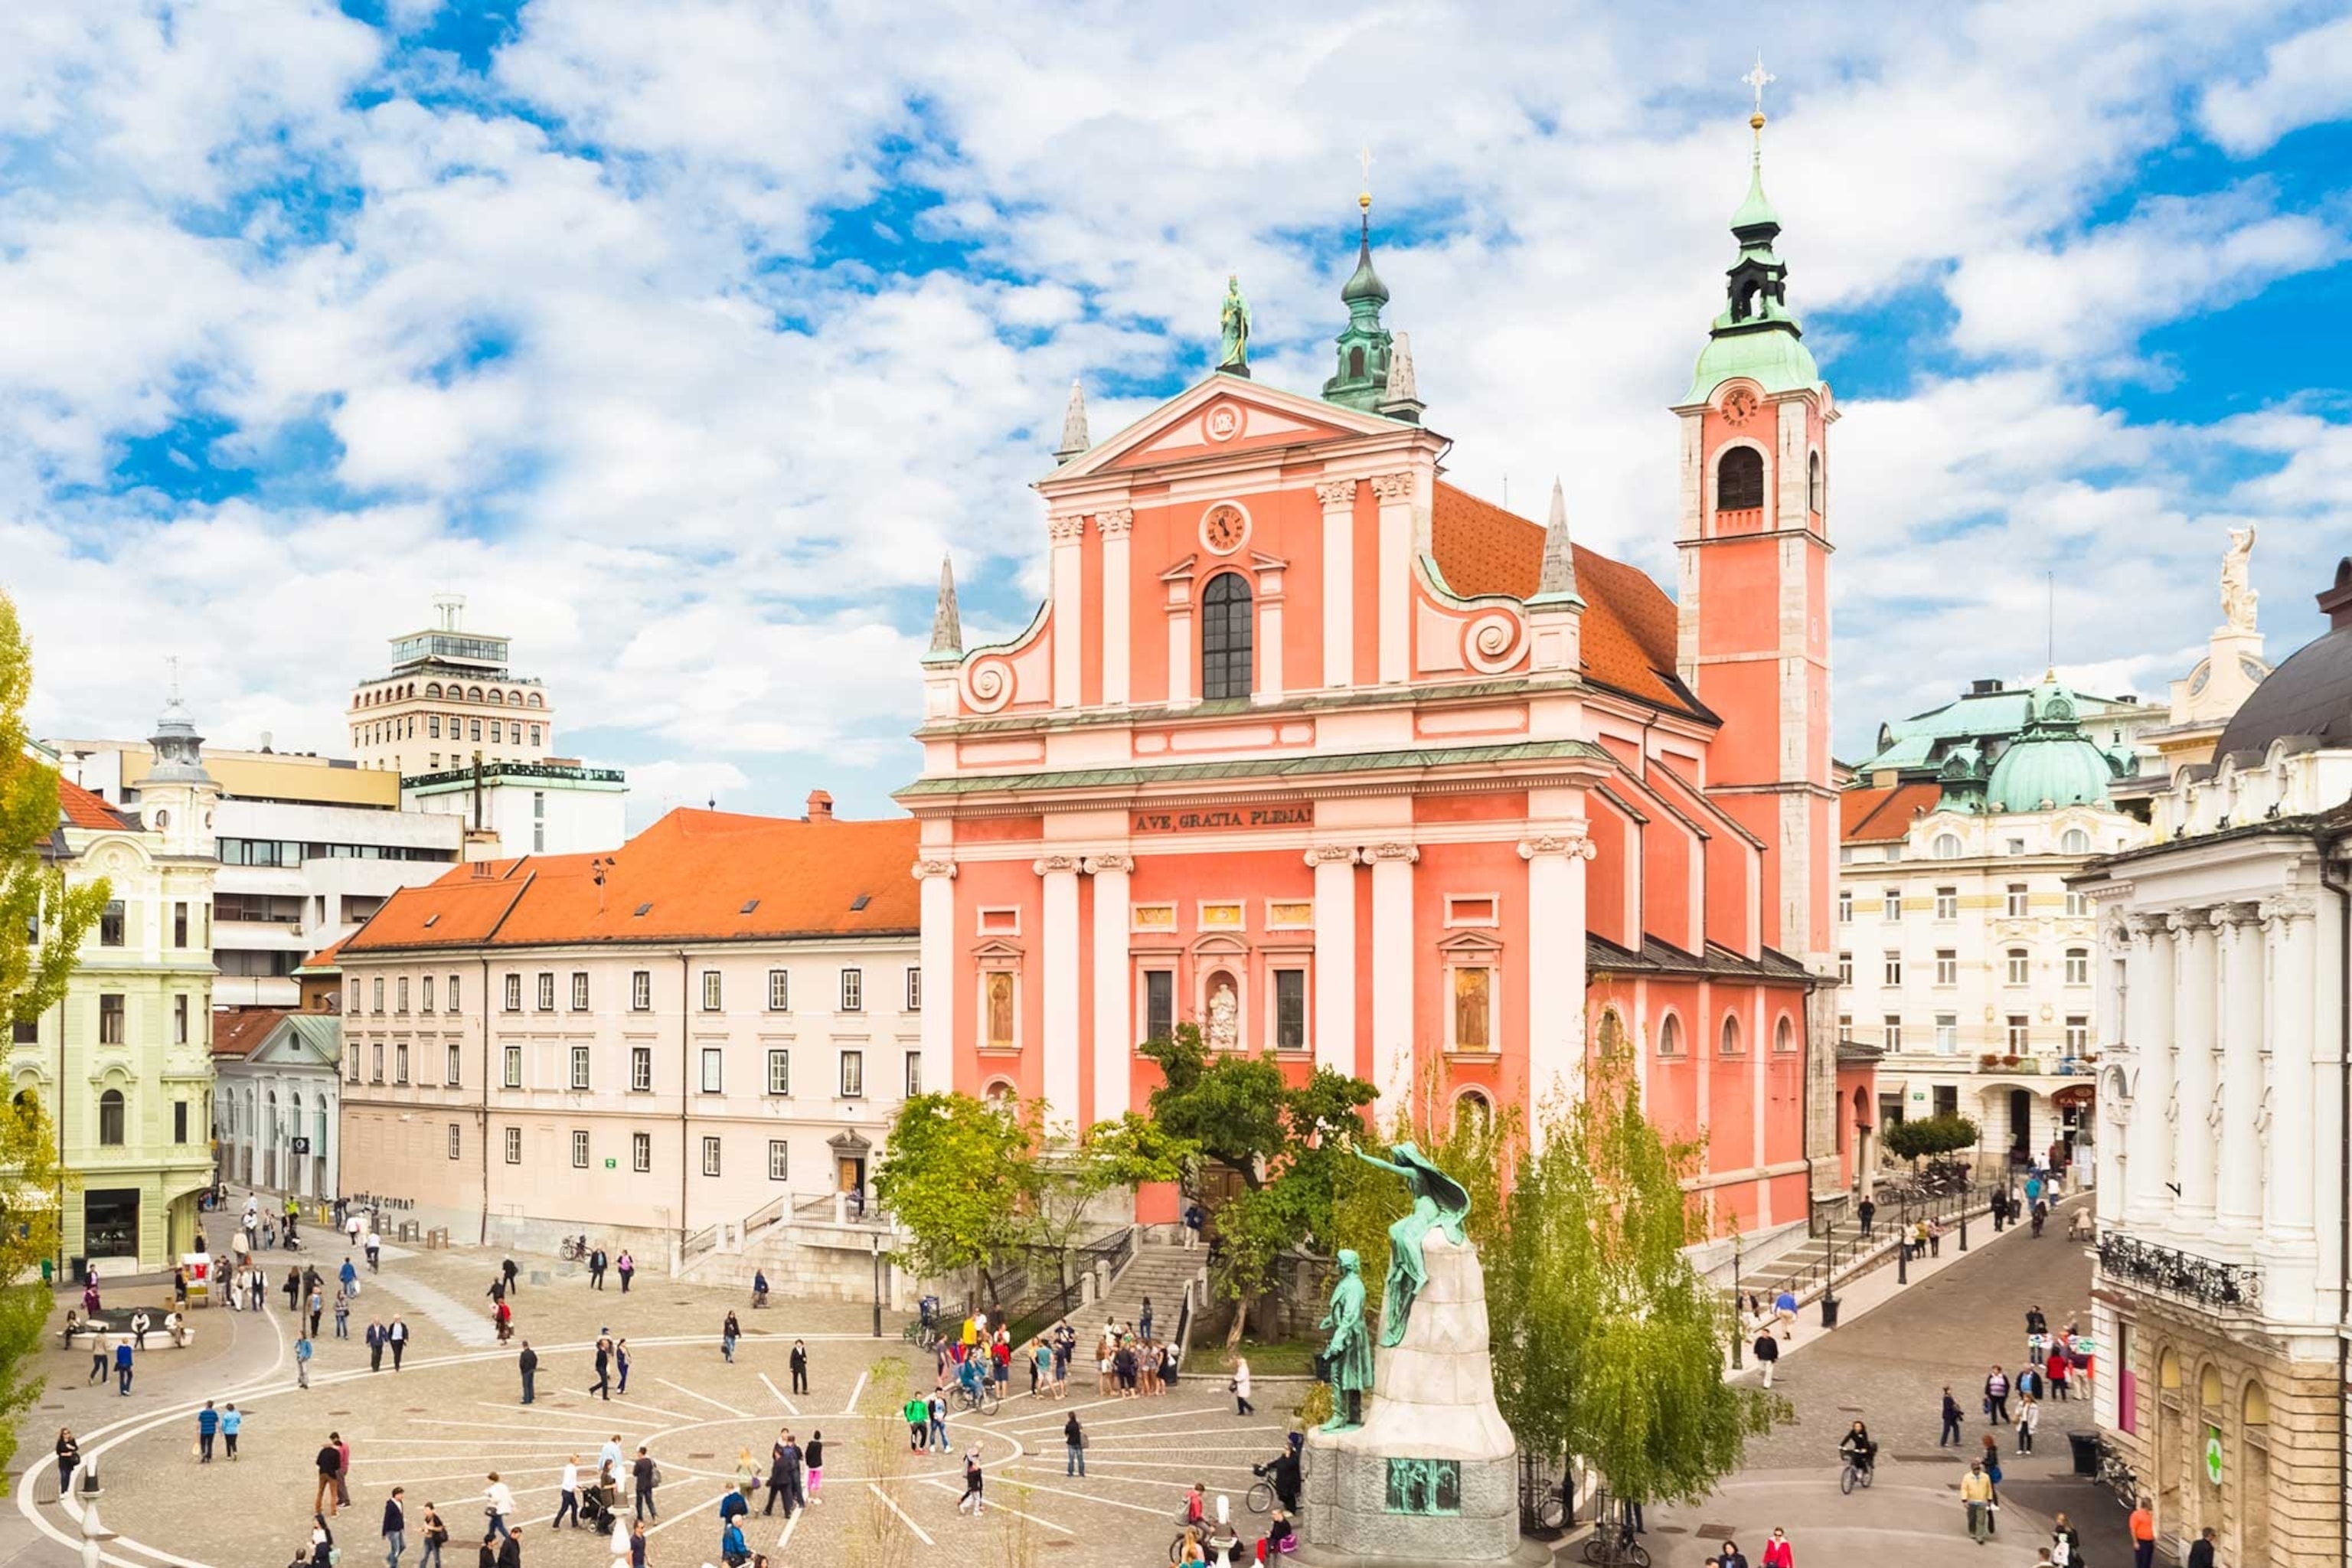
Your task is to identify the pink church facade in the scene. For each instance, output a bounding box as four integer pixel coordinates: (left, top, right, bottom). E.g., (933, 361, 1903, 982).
(901, 139, 1849, 1235)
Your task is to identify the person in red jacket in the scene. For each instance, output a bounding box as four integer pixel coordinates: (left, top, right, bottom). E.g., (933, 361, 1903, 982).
(1760, 1527, 1795, 1568)
(2046, 1346, 2070, 1401)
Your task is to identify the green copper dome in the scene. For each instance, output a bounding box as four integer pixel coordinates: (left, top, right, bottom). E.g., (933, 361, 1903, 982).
(1983, 679, 2118, 812)
(1731, 162, 1779, 235)
(1341, 230, 1388, 307)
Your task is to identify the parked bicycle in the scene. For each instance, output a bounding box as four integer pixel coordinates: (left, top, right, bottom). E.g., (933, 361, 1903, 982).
(558, 1233, 592, 1262)
(1582, 1526, 1649, 1567)
(2094, 1439, 2138, 1509)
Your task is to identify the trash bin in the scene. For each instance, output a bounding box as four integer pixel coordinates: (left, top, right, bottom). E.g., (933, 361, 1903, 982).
(67, 1256, 84, 1285)
(2069, 1431, 2099, 1475)
(1819, 1294, 1841, 1329)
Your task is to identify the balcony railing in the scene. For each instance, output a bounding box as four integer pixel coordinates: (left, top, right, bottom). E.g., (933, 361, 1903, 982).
(2096, 1231, 2261, 1311)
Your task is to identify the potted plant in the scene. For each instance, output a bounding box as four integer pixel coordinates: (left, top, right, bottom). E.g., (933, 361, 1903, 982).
(1978, 1052, 2002, 1070)
(2001, 1054, 2021, 1068)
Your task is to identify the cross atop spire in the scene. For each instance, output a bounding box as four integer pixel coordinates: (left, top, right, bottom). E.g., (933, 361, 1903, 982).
(1742, 52, 1775, 125)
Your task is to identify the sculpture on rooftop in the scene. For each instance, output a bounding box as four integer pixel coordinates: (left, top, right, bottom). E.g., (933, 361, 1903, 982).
(2223, 524, 2259, 632)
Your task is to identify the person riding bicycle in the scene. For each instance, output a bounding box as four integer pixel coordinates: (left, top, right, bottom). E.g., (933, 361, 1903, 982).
(919, 1295, 941, 1334)
(958, 1350, 985, 1403)
(1839, 1419, 1877, 1479)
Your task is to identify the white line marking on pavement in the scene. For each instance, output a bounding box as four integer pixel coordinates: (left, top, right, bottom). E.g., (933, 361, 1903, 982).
(982, 1471, 1170, 1516)
(1018, 1459, 1262, 1476)
(476, 1400, 664, 1429)
(774, 1511, 801, 1554)
(1024, 1406, 1249, 1434)
(760, 1372, 801, 1415)
(871, 1481, 936, 1545)
(1088, 1425, 1289, 1443)
(842, 1366, 870, 1413)
(924, 1478, 1072, 1537)
(638, 1486, 733, 1540)
(992, 1392, 1127, 1426)
(653, 1377, 751, 1417)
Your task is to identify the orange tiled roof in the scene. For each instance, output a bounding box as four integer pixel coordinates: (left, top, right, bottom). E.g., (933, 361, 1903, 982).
(1841, 782, 1941, 843)
(344, 808, 921, 953)
(1428, 483, 1699, 718)
(212, 1007, 293, 1060)
(295, 939, 345, 972)
(56, 777, 131, 831)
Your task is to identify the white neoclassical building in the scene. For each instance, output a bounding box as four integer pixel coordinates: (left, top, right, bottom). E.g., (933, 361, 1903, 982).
(213, 1008, 343, 1197)
(2072, 556, 2352, 1567)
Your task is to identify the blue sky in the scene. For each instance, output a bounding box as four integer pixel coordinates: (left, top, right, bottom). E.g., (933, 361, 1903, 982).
(2, 1, 2350, 825)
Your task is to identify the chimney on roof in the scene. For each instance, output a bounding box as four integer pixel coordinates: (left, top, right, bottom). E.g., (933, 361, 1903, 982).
(806, 789, 835, 822)
(1970, 678, 2004, 695)
(2321, 557, 2352, 630)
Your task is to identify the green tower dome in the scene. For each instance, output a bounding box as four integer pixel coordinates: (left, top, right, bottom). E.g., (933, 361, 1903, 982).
(1984, 679, 2118, 812)
(1324, 198, 1396, 413)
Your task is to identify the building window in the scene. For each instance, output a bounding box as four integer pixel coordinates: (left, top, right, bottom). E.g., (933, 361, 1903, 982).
(904, 1050, 923, 1098)
(1808, 449, 1823, 512)
(1658, 1014, 1683, 1055)
(503, 1044, 521, 1088)
(1936, 949, 1958, 985)
(630, 971, 651, 1010)
(766, 970, 789, 1011)
(840, 969, 863, 1012)
(632, 1132, 651, 1172)
(448, 1125, 462, 1160)
(1720, 1014, 1743, 1055)
(532, 792, 546, 854)
(1934, 1084, 1958, 1119)
(2066, 889, 2091, 918)
(701, 1137, 722, 1178)
(11, 1019, 34, 1046)
(173, 994, 189, 1045)
(530, 725, 542, 746)
(394, 1043, 409, 1084)
(2065, 1015, 2089, 1055)
(503, 974, 521, 1011)
(766, 1050, 789, 1096)
(630, 1046, 652, 1092)
(1882, 888, 1902, 920)
(1932, 832, 1962, 859)
(350, 981, 361, 1014)
(1273, 969, 1306, 1051)
(373, 978, 386, 1014)
(396, 977, 409, 1013)
(99, 994, 125, 1046)
(768, 1140, 789, 1181)
(100, 900, 125, 946)
(1200, 571, 1254, 700)
(372, 1043, 384, 1082)
(570, 1045, 590, 1090)
(172, 902, 188, 947)
(1774, 1016, 1795, 1053)
(98, 1089, 125, 1145)
(570, 972, 589, 1011)
(1715, 445, 1765, 510)
(1837, 952, 1852, 986)
(448, 974, 461, 1013)
(1143, 971, 1174, 1043)
(536, 973, 555, 1011)
(1882, 1014, 1902, 1052)
(906, 966, 922, 1012)
(2006, 1015, 2030, 1052)
(2064, 947, 2089, 985)
(1882, 951, 1902, 986)
(1837, 889, 1852, 923)
(1935, 1014, 1958, 1054)
(422, 976, 435, 1013)
(839, 1050, 864, 1099)
(447, 1044, 462, 1086)
(428, 715, 440, 738)
(348, 1045, 361, 1082)
(1935, 886, 1958, 920)
(2006, 949, 2030, 985)
(504, 1128, 521, 1164)
(2006, 838, 2026, 856)
(701, 971, 723, 1011)
(2005, 883, 2029, 918)
(1452, 966, 1493, 1052)
(700, 1047, 723, 1093)
(571, 1130, 590, 1168)
(2060, 828, 2092, 855)
(490, 720, 503, 744)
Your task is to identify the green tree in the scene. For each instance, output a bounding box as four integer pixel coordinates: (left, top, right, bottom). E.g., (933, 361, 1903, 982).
(1, 590, 107, 1034)
(1020, 1111, 1194, 1272)
(1485, 1057, 1782, 1508)
(874, 1092, 1031, 1307)
(1883, 1114, 1979, 1165)
(1138, 1023, 1375, 1344)
(0, 1098, 68, 1487)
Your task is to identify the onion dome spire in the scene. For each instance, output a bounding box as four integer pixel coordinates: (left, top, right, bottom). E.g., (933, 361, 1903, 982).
(926, 554, 963, 662)
(1054, 379, 1090, 465)
(1323, 161, 1397, 414)
(1685, 55, 1819, 403)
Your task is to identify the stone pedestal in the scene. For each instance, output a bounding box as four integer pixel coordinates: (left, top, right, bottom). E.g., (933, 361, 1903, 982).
(1300, 1233, 1531, 1568)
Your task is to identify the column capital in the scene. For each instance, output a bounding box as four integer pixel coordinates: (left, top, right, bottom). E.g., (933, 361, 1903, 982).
(910, 858, 958, 881)
(1314, 479, 1358, 508)
(1304, 845, 1361, 867)
(1369, 471, 1416, 503)
(2123, 911, 2170, 939)
(1032, 854, 1084, 876)
(2212, 900, 2264, 929)
(1518, 829, 1596, 861)
(2260, 893, 2318, 927)
(1096, 509, 1134, 537)
(1082, 853, 1135, 875)
(2165, 907, 2213, 934)
(1047, 515, 1086, 544)
(1364, 841, 1419, 864)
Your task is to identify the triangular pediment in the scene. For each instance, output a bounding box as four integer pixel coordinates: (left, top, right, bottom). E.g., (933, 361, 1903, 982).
(1046, 374, 1411, 485)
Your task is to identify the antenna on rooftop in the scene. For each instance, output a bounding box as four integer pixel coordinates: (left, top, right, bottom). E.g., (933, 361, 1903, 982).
(434, 592, 466, 632)
(2046, 571, 2054, 671)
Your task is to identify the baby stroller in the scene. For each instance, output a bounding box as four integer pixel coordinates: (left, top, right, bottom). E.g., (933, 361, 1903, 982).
(578, 1480, 619, 1534)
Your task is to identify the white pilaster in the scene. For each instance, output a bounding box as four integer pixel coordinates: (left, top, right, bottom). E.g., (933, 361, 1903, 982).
(1037, 856, 1083, 1129)
(2260, 895, 2319, 1319)
(1099, 511, 1132, 706)
(2123, 915, 2176, 1229)
(1086, 854, 1133, 1124)
(1256, 594, 1284, 701)
(1373, 472, 1413, 684)
(1165, 574, 1194, 709)
(2212, 903, 2264, 1244)
(914, 858, 956, 1098)
(1368, 842, 1417, 1107)
(2169, 908, 2218, 1227)
(1520, 829, 1593, 1116)
(1316, 479, 1356, 688)
(1050, 514, 1085, 709)
(1308, 847, 1359, 1078)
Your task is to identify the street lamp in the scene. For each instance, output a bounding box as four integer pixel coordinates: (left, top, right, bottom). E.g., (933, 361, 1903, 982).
(1729, 1224, 1744, 1370)
(870, 1233, 884, 1339)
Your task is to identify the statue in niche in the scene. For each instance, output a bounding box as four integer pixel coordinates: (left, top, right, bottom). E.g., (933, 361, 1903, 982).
(2222, 524, 2259, 631)
(985, 972, 1014, 1049)
(1205, 977, 1240, 1054)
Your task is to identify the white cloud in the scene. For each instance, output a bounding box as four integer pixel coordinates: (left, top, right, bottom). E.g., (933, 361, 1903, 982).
(2200, 11, 2352, 155)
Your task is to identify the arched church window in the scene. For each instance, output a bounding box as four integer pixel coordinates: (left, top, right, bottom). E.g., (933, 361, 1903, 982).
(1656, 1014, 1681, 1057)
(1200, 572, 1253, 701)
(98, 1089, 126, 1147)
(1720, 1014, 1742, 1055)
(1808, 451, 1822, 513)
(1717, 446, 1765, 511)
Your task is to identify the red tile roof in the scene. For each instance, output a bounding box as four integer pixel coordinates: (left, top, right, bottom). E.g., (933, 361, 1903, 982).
(56, 777, 132, 831)
(344, 808, 922, 953)
(295, 939, 346, 973)
(1428, 483, 1699, 717)
(213, 1007, 292, 1060)
(1841, 782, 1942, 843)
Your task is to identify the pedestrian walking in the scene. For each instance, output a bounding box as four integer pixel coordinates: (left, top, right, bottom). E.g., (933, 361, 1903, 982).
(805, 1429, 824, 1504)
(2047, 1346, 2070, 1402)
(592, 1335, 612, 1400)
(2130, 1498, 2156, 1568)
(615, 1338, 631, 1395)
(114, 1334, 134, 1395)
(1232, 1355, 1253, 1416)
(315, 1435, 345, 1516)
(485, 1472, 516, 1542)
(519, 1341, 538, 1404)
(616, 1250, 635, 1292)
(368, 1318, 387, 1372)
(762, 1429, 791, 1517)
(1857, 1195, 1875, 1239)
(384, 1486, 407, 1568)
(501, 1256, 518, 1296)
(631, 1447, 658, 1521)
(309, 1287, 325, 1338)
(1984, 1367, 2010, 1424)
(1753, 1329, 1779, 1387)
(222, 1403, 242, 1459)
(341, 1256, 360, 1300)
(957, 1448, 985, 1516)
(589, 1247, 608, 1289)
(1978, 1439, 2004, 1534)
(2050, 1511, 2081, 1566)
(553, 1457, 580, 1530)
(1760, 1529, 1793, 1568)
(388, 1315, 409, 1370)
(1065, 1413, 1086, 1477)
(905, 1393, 929, 1452)
(722, 1313, 740, 1364)
(628, 1518, 646, 1566)
(335, 1291, 351, 1339)
(86, 1331, 106, 1387)
(198, 1400, 219, 1462)
(789, 1338, 808, 1394)
(297, 1332, 315, 1387)
(929, 1392, 947, 1451)
(1961, 1461, 1993, 1544)
(1939, 1385, 1965, 1446)
(1182, 1200, 1204, 1251)
(2015, 1393, 2039, 1454)
(419, 1503, 447, 1568)
(54, 1428, 79, 1498)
